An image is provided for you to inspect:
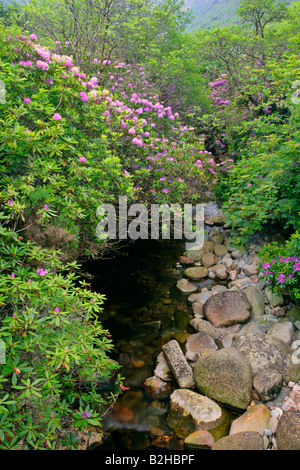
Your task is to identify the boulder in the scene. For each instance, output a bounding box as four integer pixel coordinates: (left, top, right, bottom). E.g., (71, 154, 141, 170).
(184, 430, 215, 449)
(276, 412, 300, 450)
(253, 368, 283, 401)
(166, 389, 230, 440)
(162, 340, 195, 389)
(243, 285, 265, 319)
(213, 244, 227, 257)
(203, 290, 251, 328)
(267, 322, 294, 345)
(185, 331, 218, 362)
(194, 347, 253, 410)
(233, 333, 300, 383)
(211, 431, 264, 450)
(265, 288, 284, 307)
(230, 404, 271, 435)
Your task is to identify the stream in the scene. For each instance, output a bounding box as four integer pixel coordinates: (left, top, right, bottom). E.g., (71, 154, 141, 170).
(82, 202, 241, 450)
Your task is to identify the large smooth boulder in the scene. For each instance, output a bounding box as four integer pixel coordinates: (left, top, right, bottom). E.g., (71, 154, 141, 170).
(211, 431, 264, 451)
(162, 340, 194, 389)
(166, 389, 230, 440)
(194, 347, 253, 410)
(233, 333, 300, 383)
(203, 290, 251, 328)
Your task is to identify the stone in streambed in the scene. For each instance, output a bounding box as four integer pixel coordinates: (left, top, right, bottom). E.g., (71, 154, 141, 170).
(184, 267, 209, 281)
(143, 376, 172, 399)
(233, 333, 300, 383)
(166, 389, 230, 440)
(265, 287, 284, 307)
(211, 432, 264, 450)
(194, 347, 253, 410)
(253, 368, 283, 401)
(230, 404, 271, 436)
(203, 290, 251, 328)
(202, 253, 218, 268)
(154, 352, 173, 382)
(162, 340, 194, 389)
(185, 331, 218, 362)
(189, 318, 220, 340)
(243, 285, 265, 319)
(276, 412, 300, 450)
(184, 430, 215, 449)
(213, 244, 227, 257)
(177, 278, 197, 294)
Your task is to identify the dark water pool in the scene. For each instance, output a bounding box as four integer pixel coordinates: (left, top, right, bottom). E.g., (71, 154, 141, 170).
(82, 238, 201, 450)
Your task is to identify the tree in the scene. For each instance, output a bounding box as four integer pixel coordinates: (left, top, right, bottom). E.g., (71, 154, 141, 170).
(237, 0, 288, 38)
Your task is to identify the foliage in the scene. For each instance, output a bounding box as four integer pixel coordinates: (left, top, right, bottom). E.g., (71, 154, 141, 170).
(259, 231, 300, 300)
(0, 213, 122, 449)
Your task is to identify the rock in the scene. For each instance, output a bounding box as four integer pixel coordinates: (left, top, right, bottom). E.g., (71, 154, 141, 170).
(233, 333, 300, 382)
(243, 285, 265, 319)
(267, 322, 294, 345)
(176, 278, 197, 294)
(271, 306, 286, 317)
(211, 285, 227, 294)
(216, 267, 228, 280)
(230, 404, 271, 435)
(162, 340, 195, 389)
(183, 249, 204, 262)
(167, 389, 230, 440)
(227, 243, 247, 255)
(242, 264, 258, 277)
(184, 267, 209, 281)
(143, 376, 172, 399)
(287, 305, 300, 322)
(184, 430, 215, 449)
(221, 335, 233, 348)
(188, 292, 212, 304)
(194, 347, 253, 410)
(276, 412, 300, 450)
(265, 288, 285, 307)
(231, 250, 243, 259)
(269, 416, 279, 434)
(203, 290, 251, 328)
(154, 352, 173, 382)
(281, 396, 298, 412)
(113, 405, 135, 423)
(209, 229, 224, 244)
(185, 332, 218, 362)
(192, 301, 204, 317)
(235, 321, 268, 338)
(211, 432, 264, 451)
(253, 368, 283, 401)
(229, 277, 252, 288)
(229, 270, 237, 281)
(213, 244, 227, 257)
(205, 214, 226, 226)
(202, 253, 218, 268)
(189, 318, 220, 340)
(289, 389, 300, 407)
(180, 256, 195, 265)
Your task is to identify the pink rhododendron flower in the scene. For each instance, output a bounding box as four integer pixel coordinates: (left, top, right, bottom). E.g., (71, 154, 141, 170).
(53, 113, 62, 120)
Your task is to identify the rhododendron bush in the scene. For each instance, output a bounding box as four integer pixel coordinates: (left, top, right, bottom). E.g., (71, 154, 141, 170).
(0, 30, 230, 258)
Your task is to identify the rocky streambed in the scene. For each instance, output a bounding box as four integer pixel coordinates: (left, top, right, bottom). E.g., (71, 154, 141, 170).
(88, 204, 300, 451)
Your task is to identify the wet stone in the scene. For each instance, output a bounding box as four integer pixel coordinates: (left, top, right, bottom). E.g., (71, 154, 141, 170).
(162, 340, 195, 389)
(185, 331, 218, 362)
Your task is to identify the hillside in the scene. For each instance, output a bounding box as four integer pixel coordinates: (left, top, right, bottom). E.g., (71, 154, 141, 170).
(184, 0, 297, 30)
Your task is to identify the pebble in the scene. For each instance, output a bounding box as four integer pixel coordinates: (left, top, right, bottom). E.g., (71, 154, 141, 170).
(291, 340, 300, 350)
(271, 437, 278, 449)
(269, 416, 279, 434)
(263, 429, 272, 437)
(270, 408, 283, 418)
(263, 435, 270, 449)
